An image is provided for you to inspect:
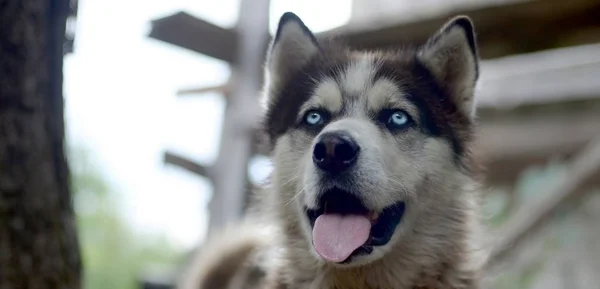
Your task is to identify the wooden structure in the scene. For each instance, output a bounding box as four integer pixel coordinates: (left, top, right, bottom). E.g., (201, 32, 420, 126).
(152, 0, 270, 234)
(149, 0, 600, 63)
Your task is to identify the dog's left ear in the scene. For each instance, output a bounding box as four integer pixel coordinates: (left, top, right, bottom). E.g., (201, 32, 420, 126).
(418, 16, 479, 119)
(264, 13, 319, 97)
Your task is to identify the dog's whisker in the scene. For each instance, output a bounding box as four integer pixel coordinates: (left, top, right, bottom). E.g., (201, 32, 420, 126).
(280, 175, 299, 188)
(384, 177, 414, 201)
(285, 184, 308, 206)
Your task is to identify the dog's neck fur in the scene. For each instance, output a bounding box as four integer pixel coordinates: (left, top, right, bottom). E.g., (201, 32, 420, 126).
(269, 171, 484, 289)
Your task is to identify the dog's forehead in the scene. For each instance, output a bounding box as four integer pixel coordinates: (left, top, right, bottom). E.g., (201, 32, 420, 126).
(306, 52, 416, 114)
(339, 53, 377, 98)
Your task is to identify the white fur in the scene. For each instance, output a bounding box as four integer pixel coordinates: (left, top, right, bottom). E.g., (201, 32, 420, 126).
(366, 78, 400, 111)
(303, 78, 343, 114)
(341, 54, 377, 96)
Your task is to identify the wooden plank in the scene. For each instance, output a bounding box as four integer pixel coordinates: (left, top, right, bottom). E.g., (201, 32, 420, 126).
(475, 107, 600, 186)
(162, 149, 262, 213)
(163, 151, 212, 178)
(477, 43, 600, 109)
(486, 136, 600, 268)
(207, 0, 270, 233)
(326, 0, 600, 59)
(177, 83, 230, 97)
(148, 12, 237, 62)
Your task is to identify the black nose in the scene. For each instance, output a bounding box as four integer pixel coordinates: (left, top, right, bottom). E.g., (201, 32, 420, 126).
(313, 132, 360, 173)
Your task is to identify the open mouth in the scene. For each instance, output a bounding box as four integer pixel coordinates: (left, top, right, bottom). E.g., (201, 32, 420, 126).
(305, 187, 406, 264)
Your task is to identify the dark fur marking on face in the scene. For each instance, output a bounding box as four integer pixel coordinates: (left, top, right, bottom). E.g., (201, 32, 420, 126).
(263, 43, 350, 147)
(372, 52, 470, 159)
(411, 60, 467, 158)
(373, 63, 441, 137)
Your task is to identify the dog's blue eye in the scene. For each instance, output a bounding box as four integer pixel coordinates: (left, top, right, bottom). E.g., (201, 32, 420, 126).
(304, 111, 323, 126)
(387, 111, 409, 128)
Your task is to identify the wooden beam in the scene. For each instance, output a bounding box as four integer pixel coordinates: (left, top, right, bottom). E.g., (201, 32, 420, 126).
(470, 43, 600, 185)
(486, 136, 600, 268)
(475, 107, 600, 186)
(162, 150, 259, 200)
(177, 83, 230, 97)
(207, 0, 270, 233)
(326, 0, 600, 59)
(148, 12, 237, 62)
(477, 43, 600, 109)
(163, 151, 212, 178)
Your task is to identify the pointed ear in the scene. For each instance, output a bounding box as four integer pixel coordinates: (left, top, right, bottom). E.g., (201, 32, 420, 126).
(418, 16, 479, 119)
(265, 12, 319, 93)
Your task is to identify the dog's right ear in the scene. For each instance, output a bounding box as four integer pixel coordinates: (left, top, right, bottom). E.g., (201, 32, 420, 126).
(417, 16, 479, 119)
(265, 12, 319, 90)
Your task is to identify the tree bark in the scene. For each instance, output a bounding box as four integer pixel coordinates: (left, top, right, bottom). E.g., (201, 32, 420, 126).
(0, 1, 81, 288)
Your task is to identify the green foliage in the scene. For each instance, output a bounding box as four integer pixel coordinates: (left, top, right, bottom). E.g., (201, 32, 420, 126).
(69, 146, 184, 289)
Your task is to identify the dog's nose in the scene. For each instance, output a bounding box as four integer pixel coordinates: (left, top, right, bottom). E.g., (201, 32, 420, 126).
(313, 132, 360, 173)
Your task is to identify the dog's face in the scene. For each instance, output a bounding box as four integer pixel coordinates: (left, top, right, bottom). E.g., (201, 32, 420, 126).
(263, 13, 479, 267)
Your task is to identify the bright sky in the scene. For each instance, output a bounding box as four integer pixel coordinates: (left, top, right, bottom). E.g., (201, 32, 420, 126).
(63, 0, 351, 250)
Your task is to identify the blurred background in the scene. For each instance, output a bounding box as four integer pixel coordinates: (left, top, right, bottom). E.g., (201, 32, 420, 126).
(60, 0, 600, 288)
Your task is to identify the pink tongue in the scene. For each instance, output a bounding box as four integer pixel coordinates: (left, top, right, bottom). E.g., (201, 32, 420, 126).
(312, 214, 372, 263)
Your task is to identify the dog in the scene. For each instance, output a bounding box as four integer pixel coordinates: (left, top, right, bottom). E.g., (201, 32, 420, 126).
(178, 12, 488, 289)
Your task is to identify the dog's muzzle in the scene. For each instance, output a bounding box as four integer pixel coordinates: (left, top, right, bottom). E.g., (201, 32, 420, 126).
(305, 188, 406, 264)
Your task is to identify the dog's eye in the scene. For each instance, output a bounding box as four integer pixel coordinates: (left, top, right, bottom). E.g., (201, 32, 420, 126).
(385, 110, 411, 130)
(303, 110, 325, 126)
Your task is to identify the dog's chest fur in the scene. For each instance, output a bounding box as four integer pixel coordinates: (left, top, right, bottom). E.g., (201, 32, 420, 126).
(266, 181, 483, 289)
(271, 258, 479, 289)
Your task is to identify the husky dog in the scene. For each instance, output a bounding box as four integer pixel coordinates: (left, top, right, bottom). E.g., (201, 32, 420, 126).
(179, 12, 487, 289)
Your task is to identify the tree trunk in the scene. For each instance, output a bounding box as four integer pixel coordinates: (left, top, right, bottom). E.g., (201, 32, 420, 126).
(0, 1, 81, 288)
